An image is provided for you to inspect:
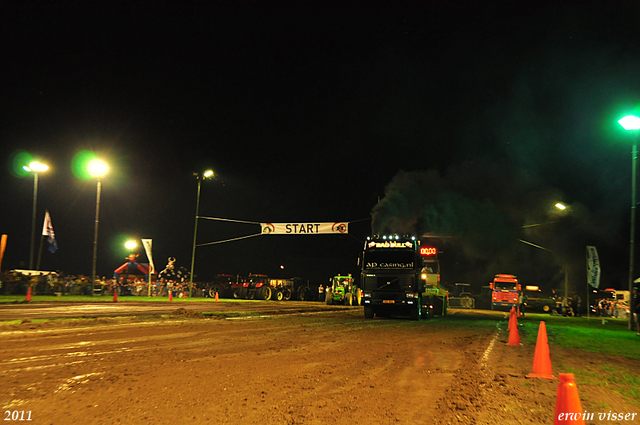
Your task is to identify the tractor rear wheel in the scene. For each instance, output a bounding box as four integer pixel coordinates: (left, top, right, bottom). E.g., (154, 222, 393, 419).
(283, 288, 292, 301)
(209, 284, 224, 298)
(260, 287, 272, 301)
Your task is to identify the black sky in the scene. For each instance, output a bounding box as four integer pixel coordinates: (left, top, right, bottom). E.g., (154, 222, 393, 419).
(2, 2, 640, 293)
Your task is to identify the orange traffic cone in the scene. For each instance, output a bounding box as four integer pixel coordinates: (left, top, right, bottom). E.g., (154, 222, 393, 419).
(25, 286, 32, 302)
(508, 306, 516, 331)
(507, 312, 520, 346)
(526, 321, 555, 379)
(113, 287, 118, 302)
(553, 373, 585, 424)
(169, 290, 173, 301)
(214, 291, 219, 302)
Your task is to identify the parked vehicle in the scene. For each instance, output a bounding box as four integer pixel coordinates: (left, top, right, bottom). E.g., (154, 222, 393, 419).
(326, 275, 360, 306)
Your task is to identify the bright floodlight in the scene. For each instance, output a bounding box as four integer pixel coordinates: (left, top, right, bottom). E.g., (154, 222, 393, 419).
(23, 161, 49, 173)
(555, 202, 567, 210)
(88, 159, 108, 177)
(125, 240, 137, 250)
(619, 115, 640, 131)
(203, 169, 214, 178)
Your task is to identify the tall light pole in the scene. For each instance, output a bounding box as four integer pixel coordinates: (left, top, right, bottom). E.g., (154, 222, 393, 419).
(519, 201, 569, 296)
(23, 161, 49, 270)
(618, 115, 640, 331)
(88, 159, 109, 296)
(189, 169, 214, 297)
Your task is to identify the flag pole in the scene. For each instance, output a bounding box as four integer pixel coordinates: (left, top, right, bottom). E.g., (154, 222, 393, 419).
(36, 235, 44, 271)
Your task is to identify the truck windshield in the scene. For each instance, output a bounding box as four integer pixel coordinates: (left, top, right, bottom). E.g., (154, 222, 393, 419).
(363, 274, 415, 291)
(495, 282, 518, 290)
(362, 250, 416, 269)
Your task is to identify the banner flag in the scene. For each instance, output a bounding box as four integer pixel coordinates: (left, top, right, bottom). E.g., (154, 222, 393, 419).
(260, 222, 348, 235)
(141, 239, 155, 273)
(41, 210, 58, 253)
(586, 245, 600, 289)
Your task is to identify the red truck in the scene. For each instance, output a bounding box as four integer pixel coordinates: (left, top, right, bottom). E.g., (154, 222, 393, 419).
(490, 274, 521, 311)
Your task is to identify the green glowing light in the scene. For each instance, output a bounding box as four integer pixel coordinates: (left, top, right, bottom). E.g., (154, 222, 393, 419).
(71, 150, 108, 179)
(619, 115, 640, 131)
(10, 150, 34, 177)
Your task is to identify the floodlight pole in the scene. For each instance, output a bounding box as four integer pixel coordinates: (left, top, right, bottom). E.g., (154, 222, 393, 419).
(629, 142, 637, 331)
(189, 176, 204, 298)
(92, 178, 102, 297)
(29, 172, 39, 270)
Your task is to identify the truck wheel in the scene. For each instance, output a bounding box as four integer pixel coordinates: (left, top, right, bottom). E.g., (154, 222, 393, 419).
(299, 289, 307, 301)
(411, 304, 421, 321)
(364, 305, 374, 319)
(275, 290, 284, 301)
(543, 304, 551, 313)
(432, 297, 444, 316)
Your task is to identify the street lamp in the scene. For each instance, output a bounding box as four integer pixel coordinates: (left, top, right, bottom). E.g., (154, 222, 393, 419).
(618, 114, 640, 331)
(189, 169, 214, 297)
(519, 201, 570, 297)
(125, 240, 138, 251)
(88, 159, 109, 296)
(23, 161, 49, 269)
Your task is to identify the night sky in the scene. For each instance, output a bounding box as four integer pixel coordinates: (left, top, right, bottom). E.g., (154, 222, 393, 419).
(2, 2, 640, 295)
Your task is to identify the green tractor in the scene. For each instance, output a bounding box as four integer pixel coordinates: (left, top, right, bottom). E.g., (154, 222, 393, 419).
(326, 275, 361, 306)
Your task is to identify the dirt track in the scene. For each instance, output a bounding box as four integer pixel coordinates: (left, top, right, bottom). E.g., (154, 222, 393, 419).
(0, 305, 637, 424)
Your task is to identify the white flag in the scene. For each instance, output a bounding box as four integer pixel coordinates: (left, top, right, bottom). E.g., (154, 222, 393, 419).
(586, 246, 600, 289)
(141, 239, 155, 273)
(42, 210, 57, 253)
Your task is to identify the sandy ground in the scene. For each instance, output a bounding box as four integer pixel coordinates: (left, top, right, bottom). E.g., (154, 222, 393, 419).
(0, 306, 638, 424)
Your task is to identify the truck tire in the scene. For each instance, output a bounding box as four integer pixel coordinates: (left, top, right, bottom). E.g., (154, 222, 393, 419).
(364, 305, 374, 319)
(542, 304, 551, 313)
(432, 297, 444, 316)
(275, 290, 284, 301)
(411, 304, 421, 321)
(299, 289, 307, 301)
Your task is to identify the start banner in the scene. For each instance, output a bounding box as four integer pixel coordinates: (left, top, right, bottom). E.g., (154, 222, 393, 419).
(261, 222, 348, 235)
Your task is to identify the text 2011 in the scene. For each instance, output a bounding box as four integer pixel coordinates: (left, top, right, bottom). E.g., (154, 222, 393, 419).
(4, 411, 32, 421)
